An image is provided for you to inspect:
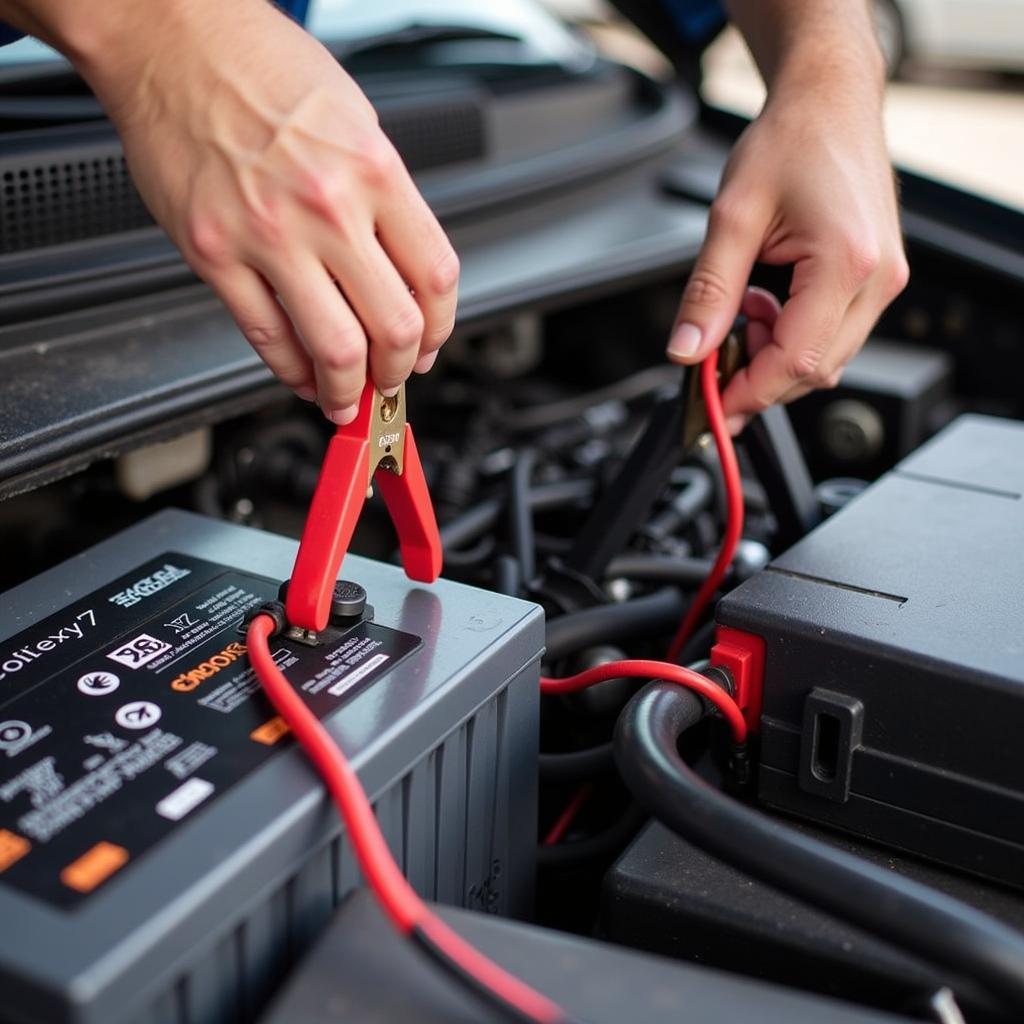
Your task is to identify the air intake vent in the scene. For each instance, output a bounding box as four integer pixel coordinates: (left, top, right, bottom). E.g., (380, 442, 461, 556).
(1, 153, 153, 254)
(0, 95, 485, 257)
(379, 97, 485, 172)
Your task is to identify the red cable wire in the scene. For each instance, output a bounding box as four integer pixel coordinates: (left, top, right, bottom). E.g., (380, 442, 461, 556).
(540, 352, 748, 846)
(542, 783, 594, 847)
(246, 614, 567, 1024)
(665, 350, 744, 663)
(539, 660, 747, 743)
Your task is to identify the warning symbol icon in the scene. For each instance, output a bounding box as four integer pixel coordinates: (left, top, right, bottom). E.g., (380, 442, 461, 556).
(77, 671, 121, 697)
(114, 701, 162, 731)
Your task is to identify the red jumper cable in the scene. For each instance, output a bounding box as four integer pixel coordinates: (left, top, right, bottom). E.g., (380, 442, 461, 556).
(246, 381, 568, 1024)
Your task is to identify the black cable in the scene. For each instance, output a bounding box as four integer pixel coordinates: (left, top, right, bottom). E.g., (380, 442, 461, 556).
(537, 805, 651, 868)
(604, 554, 723, 587)
(643, 466, 714, 542)
(442, 536, 496, 567)
(509, 449, 537, 584)
(438, 479, 593, 552)
(439, 499, 501, 551)
(505, 365, 680, 432)
(493, 555, 522, 598)
(678, 619, 718, 666)
(539, 743, 614, 782)
(409, 927, 578, 1024)
(614, 682, 1024, 1017)
(544, 588, 686, 662)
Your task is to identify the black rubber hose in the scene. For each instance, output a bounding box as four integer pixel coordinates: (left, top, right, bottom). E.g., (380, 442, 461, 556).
(539, 743, 615, 782)
(493, 555, 522, 598)
(509, 449, 537, 584)
(604, 554, 724, 587)
(544, 588, 686, 662)
(438, 479, 593, 552)
(614, 682, 1024, 1017)
(441, 536, 496, 567)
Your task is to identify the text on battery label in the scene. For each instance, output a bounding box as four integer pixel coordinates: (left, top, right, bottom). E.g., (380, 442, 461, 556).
(0, 610, 97, 682)
(327, 654, 390, 696)
(156, 777, 214, 821)
(17, 730, 182, 843)
(107, 564, 191, 608)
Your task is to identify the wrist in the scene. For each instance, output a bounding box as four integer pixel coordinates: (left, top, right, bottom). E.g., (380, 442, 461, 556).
(46, 0, 209, 106)
(763, 35, 886, 114)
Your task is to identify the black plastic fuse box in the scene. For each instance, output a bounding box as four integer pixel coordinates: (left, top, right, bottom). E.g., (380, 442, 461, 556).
(717, 415, 1024, 886)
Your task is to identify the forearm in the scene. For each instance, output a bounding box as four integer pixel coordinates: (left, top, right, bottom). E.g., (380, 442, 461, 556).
(726, 0, 885, 106)
(0, 0, 233, 101)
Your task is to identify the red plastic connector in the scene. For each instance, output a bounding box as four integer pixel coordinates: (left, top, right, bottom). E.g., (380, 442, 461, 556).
(709, 625, 766, 733)
(285, 382, 442, 633)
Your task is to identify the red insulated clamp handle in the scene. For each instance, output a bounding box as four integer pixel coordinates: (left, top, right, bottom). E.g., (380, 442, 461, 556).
(285, 383, 443, 633)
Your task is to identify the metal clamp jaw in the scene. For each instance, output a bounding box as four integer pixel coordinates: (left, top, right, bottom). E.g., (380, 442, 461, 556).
(681, 330, 746, 452)
(284, 381, 443, 634)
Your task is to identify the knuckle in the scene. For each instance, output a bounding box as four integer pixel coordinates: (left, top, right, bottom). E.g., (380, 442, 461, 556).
(239, 322, 282, 353)
(300, 171, 349, 227)
(381, 303, 424, 352)
(787, 347, 824, 383)
(708, 194, 750, 237)
(186, 213, 231, 269)
(355, 135, 399, 187)
(841, 235, 881, 285)
(683, 266, 731, 310)
(427, 245, 460, 296)
(425, 318, 455, 349)
(822, 368, 844, 389)
(317, 333, 365, 374)
(886, 253, 911, 297)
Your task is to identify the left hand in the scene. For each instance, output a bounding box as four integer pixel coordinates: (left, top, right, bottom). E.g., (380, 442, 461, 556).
(667, 79, 909, 433)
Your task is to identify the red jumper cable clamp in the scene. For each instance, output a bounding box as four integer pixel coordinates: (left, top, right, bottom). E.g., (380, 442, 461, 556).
(284, 381, 443, 635)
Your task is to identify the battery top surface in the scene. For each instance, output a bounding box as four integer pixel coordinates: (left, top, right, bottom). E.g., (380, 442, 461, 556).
(0, 510, 543, 1023)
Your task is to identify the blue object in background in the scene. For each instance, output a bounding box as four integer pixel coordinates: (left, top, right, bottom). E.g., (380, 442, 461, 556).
(0, 1, 310, 50)
(661, 0, 726, 42)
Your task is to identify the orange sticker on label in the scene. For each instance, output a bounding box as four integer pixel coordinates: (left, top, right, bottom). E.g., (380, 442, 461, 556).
(60, 842, 129, 893)
(0, 829, 30, 873)
(250, 716, 290, 746)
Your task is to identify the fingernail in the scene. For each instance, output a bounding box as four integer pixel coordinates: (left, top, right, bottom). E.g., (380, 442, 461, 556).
(726, 415, 747, 436)
(414, 350, 438, 374)
(327, 404, 359, 426)
(380, 386, 400, 398)
(667, 323, 702, 360)
(294, 386, 317, 402)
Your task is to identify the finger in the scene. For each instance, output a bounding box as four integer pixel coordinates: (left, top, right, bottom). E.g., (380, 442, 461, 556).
(721, 255, 858, 421)
(210, 268, 316, 399)
(376, 171, 459, 360)
(777, 288, 879, 404)
(667, 196, 768, 364)
(741, 286, 781, 360)
(270, 259, 368, 423)
(325, 230, 424, 394)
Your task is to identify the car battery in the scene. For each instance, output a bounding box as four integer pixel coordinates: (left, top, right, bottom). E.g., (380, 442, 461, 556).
(0, 509, 543, 1024)
(713, 414, 1024, 887)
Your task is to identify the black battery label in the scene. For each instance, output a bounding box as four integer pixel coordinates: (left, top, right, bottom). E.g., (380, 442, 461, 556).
(0, 553, 421, 909)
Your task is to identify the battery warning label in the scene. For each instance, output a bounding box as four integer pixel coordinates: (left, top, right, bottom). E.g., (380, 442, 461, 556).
(0, 553, 421, 910)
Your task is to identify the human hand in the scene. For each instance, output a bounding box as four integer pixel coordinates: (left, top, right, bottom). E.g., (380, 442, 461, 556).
(78, 0, 458, 423)
(667, 75, 908, 434)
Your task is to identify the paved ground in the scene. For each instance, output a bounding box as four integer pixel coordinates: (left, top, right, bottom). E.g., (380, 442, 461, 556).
(702, 28, 1024, 212)
(575, 10, 1024, 212)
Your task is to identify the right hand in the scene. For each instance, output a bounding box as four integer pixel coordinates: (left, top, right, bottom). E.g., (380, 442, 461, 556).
(80, 0, 458, 423)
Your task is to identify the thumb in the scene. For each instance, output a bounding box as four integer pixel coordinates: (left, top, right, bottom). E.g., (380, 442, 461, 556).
(667, 205, 764, 365)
